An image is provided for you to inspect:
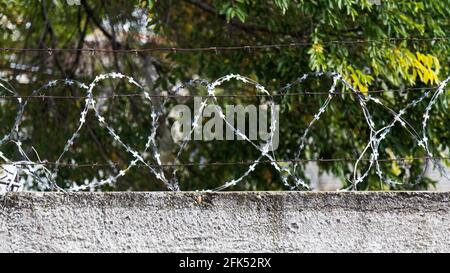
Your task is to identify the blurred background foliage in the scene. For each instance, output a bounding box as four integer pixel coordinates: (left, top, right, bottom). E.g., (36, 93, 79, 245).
(0, 0, 448, 191)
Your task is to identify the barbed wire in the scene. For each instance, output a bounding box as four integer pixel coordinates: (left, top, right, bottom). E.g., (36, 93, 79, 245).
(0, 86, 438, 100)
(1, 36, 450, 55)
(0, 71, 449, 193)
(1, 156, 448, 168)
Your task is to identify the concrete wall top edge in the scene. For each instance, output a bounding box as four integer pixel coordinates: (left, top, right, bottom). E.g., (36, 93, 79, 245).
(1, 191, 450, 212)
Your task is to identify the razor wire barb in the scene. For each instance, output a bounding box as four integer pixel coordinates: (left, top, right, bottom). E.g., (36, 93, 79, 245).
(0, 71, 449, 193)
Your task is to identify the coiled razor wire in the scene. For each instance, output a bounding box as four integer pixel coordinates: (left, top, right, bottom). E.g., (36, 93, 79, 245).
(0, 71, 448, 193)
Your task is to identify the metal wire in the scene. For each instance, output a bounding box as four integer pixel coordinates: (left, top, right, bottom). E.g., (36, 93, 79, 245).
(2, 156, 448, 169)
(1, 36, 449, 54)
(0, 86, 438, 100)
(0, 72, 448, 192)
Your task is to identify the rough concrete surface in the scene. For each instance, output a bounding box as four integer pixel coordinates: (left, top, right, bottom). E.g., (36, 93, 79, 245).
(1, 191, 450, 252)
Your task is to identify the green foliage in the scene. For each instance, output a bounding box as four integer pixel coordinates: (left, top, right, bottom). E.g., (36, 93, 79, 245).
(0, 0, 449, 190)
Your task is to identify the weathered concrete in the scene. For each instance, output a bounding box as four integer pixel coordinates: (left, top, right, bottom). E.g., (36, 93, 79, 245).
(1, 191, 450, 252)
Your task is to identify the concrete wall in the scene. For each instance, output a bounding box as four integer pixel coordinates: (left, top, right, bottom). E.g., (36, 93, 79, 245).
(1, 192, 450, 253)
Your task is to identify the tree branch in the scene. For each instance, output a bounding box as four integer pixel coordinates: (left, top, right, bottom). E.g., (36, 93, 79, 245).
(183, 0, 306, 37)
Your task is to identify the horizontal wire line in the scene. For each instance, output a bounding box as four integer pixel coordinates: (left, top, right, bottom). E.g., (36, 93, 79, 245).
(0, 86, 438, 100)
(1, 37, 450, 54)
(3, 156, 448, 169)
